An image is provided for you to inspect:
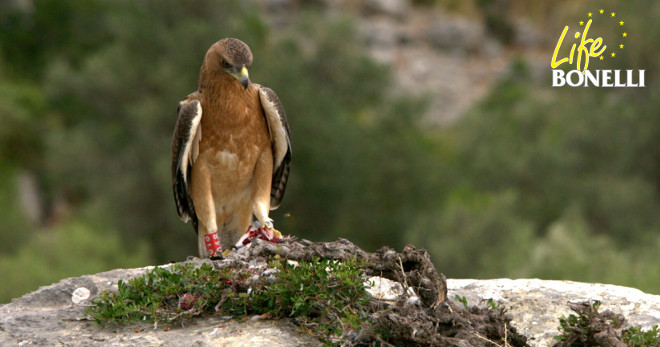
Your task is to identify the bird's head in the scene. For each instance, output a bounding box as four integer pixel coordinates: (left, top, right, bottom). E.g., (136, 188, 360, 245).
(204, 38, 253, 90)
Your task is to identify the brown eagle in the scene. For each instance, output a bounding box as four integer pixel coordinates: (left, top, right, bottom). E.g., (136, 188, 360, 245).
(172, 38, 291, 258)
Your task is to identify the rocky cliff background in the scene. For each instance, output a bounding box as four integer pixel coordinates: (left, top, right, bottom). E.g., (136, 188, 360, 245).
(0, 0, 659, 304)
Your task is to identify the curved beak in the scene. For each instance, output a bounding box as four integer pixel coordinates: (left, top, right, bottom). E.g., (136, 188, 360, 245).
(239, 66, 250, 90)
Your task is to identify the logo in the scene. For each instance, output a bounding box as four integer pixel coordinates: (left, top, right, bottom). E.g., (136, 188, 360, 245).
(551, 8, 645, 87)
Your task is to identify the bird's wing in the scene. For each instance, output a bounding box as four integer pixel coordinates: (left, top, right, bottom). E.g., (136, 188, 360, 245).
(172, 92, 202, 232)
(258, 86, 292, 210)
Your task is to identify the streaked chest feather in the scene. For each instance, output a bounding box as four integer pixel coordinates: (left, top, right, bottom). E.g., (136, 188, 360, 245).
(196, 89, 270, 190)
(200, 90, 269, 153)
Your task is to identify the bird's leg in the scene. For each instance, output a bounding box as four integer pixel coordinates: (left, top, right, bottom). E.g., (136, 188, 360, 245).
(197, 224, 220, 258)
(204, 230, 221, 259)
(225, 150, 286, 249)
(251, 151, 274, 230)
(192, 164, 221, 258)
(250, 203, 272, 229)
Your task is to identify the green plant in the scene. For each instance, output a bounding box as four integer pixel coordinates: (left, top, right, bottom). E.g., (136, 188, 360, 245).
(256, 258, 372, 341)
(555, 301, 660, 346)
(555, 301, 604, 344)
(88, 263, 236, 323)
(454, 294, 469, 309)
(486, 298, 500, 311)
(0, 221, 150, 303)
(87, 258, 374, 343)
(621, 325, 660, 347)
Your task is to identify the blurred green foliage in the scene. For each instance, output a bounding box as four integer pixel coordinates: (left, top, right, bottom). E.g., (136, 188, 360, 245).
(0, 0, 658, 303)
(409, 54, 660, 292)
(0, 220, 150, 302)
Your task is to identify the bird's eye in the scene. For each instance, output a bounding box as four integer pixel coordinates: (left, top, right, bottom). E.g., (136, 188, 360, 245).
(221, 59, 232, 68)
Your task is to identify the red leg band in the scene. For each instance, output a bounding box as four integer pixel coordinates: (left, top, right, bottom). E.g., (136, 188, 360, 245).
(204, 232, 221, 256)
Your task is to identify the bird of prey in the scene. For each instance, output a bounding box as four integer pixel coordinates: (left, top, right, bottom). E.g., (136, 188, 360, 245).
(172, 38, 291, 258)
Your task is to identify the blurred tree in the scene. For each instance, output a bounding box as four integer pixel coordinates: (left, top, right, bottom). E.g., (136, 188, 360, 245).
(409, 190, 535, 278)
(408, 55, 660, 292)
(449, 61, 660, 246)
(0, 0, 111, 80)
(0, 220, 150, 303)
(524, 208, 636, 284)
(0, 68, 46, 253)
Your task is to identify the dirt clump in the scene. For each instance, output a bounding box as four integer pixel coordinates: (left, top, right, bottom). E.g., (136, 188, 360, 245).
(226, 238, 528, 346)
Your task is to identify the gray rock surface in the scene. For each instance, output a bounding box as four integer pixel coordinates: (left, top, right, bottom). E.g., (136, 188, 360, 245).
(262, 2, 514, 126)
(0, 263, 320, 347)
(3, 264, 658, 346)
(448, 278, 660, 347)
(362, 0, 410, 19)
(356, 7, 509, 125)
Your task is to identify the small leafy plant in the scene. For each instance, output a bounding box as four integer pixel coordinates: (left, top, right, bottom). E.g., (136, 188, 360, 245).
(87, 258, 373, 343)
(454, 294, 469, 310)
(87, 263, 246, 323)
(621, 325, 660, 347)
(555, 301, 660, 346)
(257, 257, 373, 339)
(555, 301, 605, 345)
(487, 298, 501, 311)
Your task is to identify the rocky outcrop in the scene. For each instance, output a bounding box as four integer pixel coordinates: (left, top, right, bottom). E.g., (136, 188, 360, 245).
(0, 263, 320, 346)
(357, 3, 510, 125)
(2, 260, 659, 346)
(449, 279, 660, 346)
(263, 0, 529, 125)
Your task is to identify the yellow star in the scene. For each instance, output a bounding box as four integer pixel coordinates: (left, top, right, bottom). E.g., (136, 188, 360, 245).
(619, 21, 624, 25)
(619, 44, 624, 49)
(599, 56, 604, 60)
(579, 20, 584, 26)
(588, 12, 592, 17)
(599, 9, 604, 14)
(623, 32, 627, 37)
(611, 12, 616, 17)
(611, 52, 616, 57)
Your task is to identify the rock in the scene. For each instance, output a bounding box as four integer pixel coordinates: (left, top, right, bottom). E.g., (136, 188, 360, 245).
(427, 15, 485, 54)
(0, 239, 452, 346)
(512, 18, 547, 48)
(3, 241, 658, 346)
(259, 1, 512, 125)
(387, 44, 506, 125)
(362, 0, 410, 19)
(448, 278, 660, 346)
(360, 18, 406, 50)
(353, 7, 509, 125)
(263, 0, 295, 14)
(365, 276, 418, 303)
(0, 262, 320, 347)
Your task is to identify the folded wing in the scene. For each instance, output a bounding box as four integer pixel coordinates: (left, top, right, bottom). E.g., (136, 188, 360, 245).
(258, 86, 292, 210)
(171, 93, 202, 232)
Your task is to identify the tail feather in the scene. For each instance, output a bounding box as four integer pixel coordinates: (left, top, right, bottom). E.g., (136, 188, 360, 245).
(270, 151, 291, 209)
